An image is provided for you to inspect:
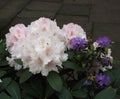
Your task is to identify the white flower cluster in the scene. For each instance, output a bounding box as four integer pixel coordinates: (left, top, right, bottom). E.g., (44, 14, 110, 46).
(100, 49, 113, 71)
(6, 17, 86, 76)
(93, 43, 113, 72)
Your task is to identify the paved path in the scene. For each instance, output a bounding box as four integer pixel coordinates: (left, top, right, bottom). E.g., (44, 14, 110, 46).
(0, 0, 120, 60)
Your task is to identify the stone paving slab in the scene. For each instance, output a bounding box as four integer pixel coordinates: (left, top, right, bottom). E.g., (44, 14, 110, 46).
(9, 17, 37, 27)
(63, 0, 94, 4)
(34, 0, 62, 2)
(0, 0, 8, 9)
(10, 17, 37, 26)
(18, 10, 55, 19)
(0, 0, 30, 27)
(10, 11, 55, 26)
(59, 4, 91, 16)
(92, 23, 120, 42)
(90, 0, 120, 23)
(0, 0, 31, 37)
(26, 1, 61, 12)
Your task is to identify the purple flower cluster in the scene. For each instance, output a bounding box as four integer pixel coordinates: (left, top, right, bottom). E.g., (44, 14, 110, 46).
(96, 37, 111, 48)
(103, 57, 109, 65)
(95, 73, 110, 88)
(84, 73, 110, 88)
(71, 37, 87, 51)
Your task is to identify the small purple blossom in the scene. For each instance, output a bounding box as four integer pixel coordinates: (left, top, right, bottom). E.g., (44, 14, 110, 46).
(95, 73, 110, 88)
(96, 37, 111, 48)
(103, 57, 109, 65)
(84, 80, 92, 86)
(71, 37, 87, 50)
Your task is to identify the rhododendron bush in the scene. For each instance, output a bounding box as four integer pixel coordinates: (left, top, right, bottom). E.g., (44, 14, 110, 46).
(0, 17, 120, 99)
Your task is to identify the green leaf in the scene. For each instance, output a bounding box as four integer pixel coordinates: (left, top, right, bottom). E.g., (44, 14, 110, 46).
(21, 83, 38, 97)
(6, 80, 21, 99)
(58, 87, 73, 99)
(94, 87, 116, 99)
(105, 68, 120, 88)
(0, 92, 12, 99)
(0, 39, 9, 66)
(104, 70, 115, 83)
(71, 89, 87, 98)
(0, 39, 6, 53)
(0, 70, 6, 77)
(14, 59, 23, 65)
(67, 50, 74, 60)
(111, 68, 120, 87)
(72, 79, 85, 90)
(117, 88, 120, 95)
(47, 72, 63, 92)
(0, 60, 8, 66)
(30, 78, 43, 99)
(0, 78, 11, 91)
(62, 61, 80, 71)
(19, 69, 32, 83)
(26, 96, 34, 99)
(0, 40, 8, 60)
(45, 84, 54, 99)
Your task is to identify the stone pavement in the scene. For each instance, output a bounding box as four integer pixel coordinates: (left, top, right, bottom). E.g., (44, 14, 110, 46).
(0, 0, 120, 60)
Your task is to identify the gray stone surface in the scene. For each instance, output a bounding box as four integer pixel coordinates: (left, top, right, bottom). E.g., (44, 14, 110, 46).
(18, 10, 55, 19)
(93, 23, 120, 42)
(0, 0, 8, 9)
(63, 0, 94, 4)
(112, 42, 120, 60)
(59, 4, 90, 16)
(90, 0, 120, 23)
(26, 1, 61, 12)
(0, 0, 31, 30)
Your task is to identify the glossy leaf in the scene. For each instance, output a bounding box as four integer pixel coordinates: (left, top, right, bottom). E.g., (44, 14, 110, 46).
(21, 83, 38, 97)
(67, 50, 74, 60)
(0, 78, 11, 91)
(19, 69, 32, 83)
(72, 79, 85, 90)
(94, 87, 116, 99)
(58, 87, 73, 99)
(14, 59, 23, 65)
(62, 61, 80, 71)
(0, 60, 8, 66)
(0, 92, 12, 99)
(0, 70, 6, 77)
(47, 72, 63, 92)
(30, 78, 43, 99)
(45, 84, 54, 99)
(6, 80, 21, 99)
(71, 89, 87, 98)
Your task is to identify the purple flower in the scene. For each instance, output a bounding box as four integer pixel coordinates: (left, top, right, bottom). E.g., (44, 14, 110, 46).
(95, 73, 110, 88)
(103, 57, 109, 65)
(84, 80, 92, 86)
(96, 37, 111, 48)
(71, 37, 87, 50)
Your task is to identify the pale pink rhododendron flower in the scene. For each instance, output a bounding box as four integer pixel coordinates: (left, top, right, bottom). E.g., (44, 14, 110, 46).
(62, 23, 87, 49)
(6, 24, 27, 48)
(6, 17, 68, 76)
